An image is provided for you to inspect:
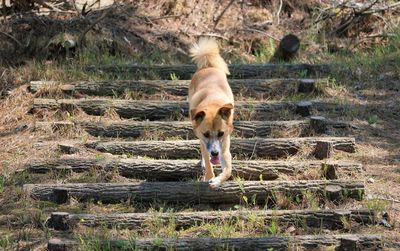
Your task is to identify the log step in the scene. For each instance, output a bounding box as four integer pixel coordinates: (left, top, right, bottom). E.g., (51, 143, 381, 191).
(29, 78, 321, 97)
(26, 158, 363, 181)
(48, 234, 382, 251)
(85, 137, 356, 159)
(31, 98, 348, 120)
(34, 117, 354, 139)
(23, 180, 365, 204)
(83, 63, 331, 79)
(48, 209, 375, 231)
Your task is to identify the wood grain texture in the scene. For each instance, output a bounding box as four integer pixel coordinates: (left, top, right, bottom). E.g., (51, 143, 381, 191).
(48, 209, 375, 230)
(30, 78, 319, 97)
(32, 98, 348, 120)
(83, 63, 331, 79)
(47, 234, 382, 251)
(23, 180, 364, 204)
(84, 137, 356, 158)
(26, 158, 363, 181)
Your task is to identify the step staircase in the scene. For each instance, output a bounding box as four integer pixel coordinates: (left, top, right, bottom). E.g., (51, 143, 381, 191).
(25, 63, 384, 250)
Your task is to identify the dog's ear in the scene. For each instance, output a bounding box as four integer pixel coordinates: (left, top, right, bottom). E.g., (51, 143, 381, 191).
(218, 103, 233, 120)
(190, 109, 206, 125)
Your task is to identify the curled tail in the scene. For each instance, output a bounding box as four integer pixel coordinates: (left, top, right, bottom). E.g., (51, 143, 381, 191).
(189, 38, 230, 75)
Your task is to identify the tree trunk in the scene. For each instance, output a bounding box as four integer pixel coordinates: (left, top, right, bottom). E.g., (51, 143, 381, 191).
(83, 63, 331, 79)
(84, 137, 356, 159)
(270, 34, 301, 62)
(78, 120, 310, 138)
(26, 158, 363, 181)
(47, 234, 381, 251)
(30, 78, 319, 97)
(32, 98, 351, 120)
(48, 209, 375, 231)
(35, 119, 354, 139)
(23, 180, 364, 204)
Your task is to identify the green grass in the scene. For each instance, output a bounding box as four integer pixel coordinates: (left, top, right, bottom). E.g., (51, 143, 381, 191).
(0, 174, 4, 193)
(252, 39, 276, 63)
(363, 199, 389, 211)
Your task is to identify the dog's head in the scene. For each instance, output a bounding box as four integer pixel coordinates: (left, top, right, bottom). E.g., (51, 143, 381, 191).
(190, 103, 233, 165)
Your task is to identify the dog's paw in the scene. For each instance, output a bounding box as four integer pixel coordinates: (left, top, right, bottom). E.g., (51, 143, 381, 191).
(209, 176, 222, 188)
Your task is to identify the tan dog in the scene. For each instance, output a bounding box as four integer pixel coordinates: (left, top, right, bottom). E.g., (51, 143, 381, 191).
(188, 38, 234, 188)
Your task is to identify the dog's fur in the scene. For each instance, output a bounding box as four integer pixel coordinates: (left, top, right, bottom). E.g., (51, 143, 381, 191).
(188, 38, 234, 187)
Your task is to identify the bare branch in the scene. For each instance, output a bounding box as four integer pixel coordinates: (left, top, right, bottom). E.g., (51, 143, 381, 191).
(213, 0, 235, 28)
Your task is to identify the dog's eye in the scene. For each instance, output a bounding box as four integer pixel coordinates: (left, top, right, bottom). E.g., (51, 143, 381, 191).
(217, 131, 224, 137)
(203, 131, 210, 138)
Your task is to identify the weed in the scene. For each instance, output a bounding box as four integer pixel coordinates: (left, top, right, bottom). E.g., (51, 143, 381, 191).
(170, 73, 179, 81)
(112, 89, 119, 99)
(0, 174, 4, 193)
(297, 69, 308, 78)
(340, 216, 352, 230)
(357, 189, 364, 200)
(266, 217, 279, 235)
(367, 114, 378, 125)
(253, 39, 276, 63)
(235, 176, 246, 194)
(0, 236, 11, 249)
(301, 191, 320, 210)
(363, 199, 389, 211)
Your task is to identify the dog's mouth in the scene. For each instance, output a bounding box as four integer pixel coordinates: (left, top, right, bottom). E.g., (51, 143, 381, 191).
(210, 156, 220, 165)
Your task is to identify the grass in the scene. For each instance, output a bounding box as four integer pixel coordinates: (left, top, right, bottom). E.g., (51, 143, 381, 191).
(363, 199, 390, 212)
(253, 38, 277, 63)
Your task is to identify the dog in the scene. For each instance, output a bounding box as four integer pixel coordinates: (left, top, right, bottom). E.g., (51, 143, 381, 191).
(188, 38, 234, 188)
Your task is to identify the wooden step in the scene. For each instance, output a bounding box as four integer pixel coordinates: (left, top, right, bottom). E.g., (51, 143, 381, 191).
(34, 117, 354, 138)
(29, 78, 320, 97)
(85, 137, 356, 159)
(48, 234, 382, 251)
(48, 209, 375, 231)
(83, 63, 331, 79)
(32, 98, 346, 120)
(23, 180, 364, 204)
(26, 158, 363, 181)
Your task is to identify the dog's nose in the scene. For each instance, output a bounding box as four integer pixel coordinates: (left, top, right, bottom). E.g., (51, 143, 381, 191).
(210, 150, 219, 157)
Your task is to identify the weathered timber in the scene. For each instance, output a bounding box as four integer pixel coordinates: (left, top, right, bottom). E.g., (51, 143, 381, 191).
(83, 63, 331, 79)
(314, 141, 334, 160)
(271, 34, 300, 62)
(296, 101, 312, 117)
(25, 158, 363, 181)
(310, 116, 328, 133)
(58, 143, 79, 154)
(48, 209, 375, 231)
(47, 234, 382, 251)
(84, 137, 356, 158)
(35, 119, 355, 138)
(32, 98, 349, 120)
(80, 120, 310, 138)
(29, 78, 320, 97)
(23, 180, 364, 204)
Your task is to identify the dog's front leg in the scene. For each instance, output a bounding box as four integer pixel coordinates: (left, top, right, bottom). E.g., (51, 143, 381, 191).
(209, 137, 232, 188)
(200, 141, 214, 181)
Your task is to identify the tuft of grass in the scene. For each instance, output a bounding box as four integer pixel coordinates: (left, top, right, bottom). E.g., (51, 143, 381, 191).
(170, 73, 179, 81)
(0, 174, 4, 193)
(253, 39, 276, 63)
(363, 199, 389, 211)
(0, 236, 11, 250)
(266, 217, 279, 235)
(367, 114, 379, 125)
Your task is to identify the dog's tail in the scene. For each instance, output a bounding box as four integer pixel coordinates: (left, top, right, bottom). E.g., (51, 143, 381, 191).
(189, 38, 230, 75)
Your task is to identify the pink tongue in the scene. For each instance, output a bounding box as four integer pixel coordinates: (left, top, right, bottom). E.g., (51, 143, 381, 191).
(210, 156, 220, 165)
